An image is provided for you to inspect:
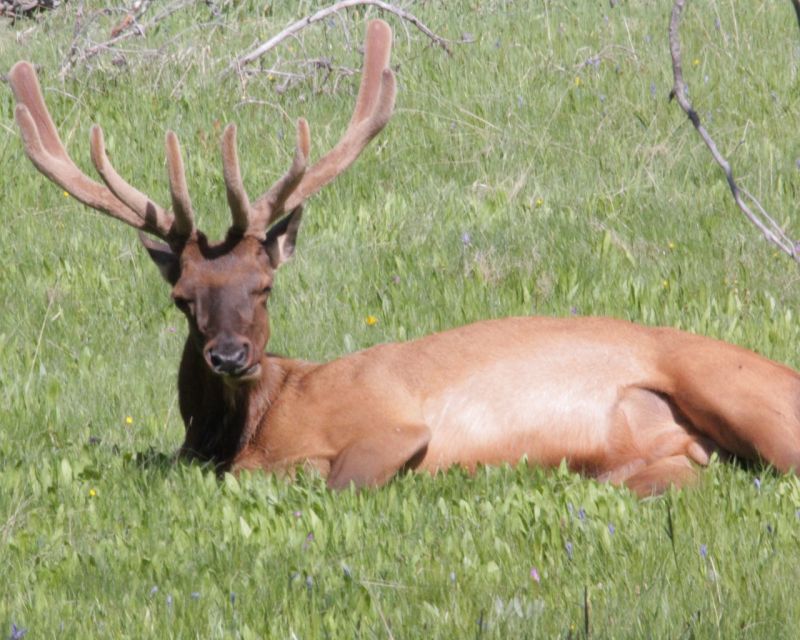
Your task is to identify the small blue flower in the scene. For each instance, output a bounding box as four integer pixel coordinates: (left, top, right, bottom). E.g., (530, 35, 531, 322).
(461, 232, 472, 247)
(230, 592, 236, 605)
(166, 595, 173, 607)
(699, 544, 708, 559)
(650, 82, 656, 98)
(578, 507, 586, 521)
(191, 592, 201, 600)
(565, 541, 574, 559)
(149, 585, 158, 596)
(608, 523, 615, 535)
(754, 477, 761, 491)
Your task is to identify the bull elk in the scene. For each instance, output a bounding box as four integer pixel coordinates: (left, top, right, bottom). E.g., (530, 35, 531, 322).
(10, 21, 800, 496)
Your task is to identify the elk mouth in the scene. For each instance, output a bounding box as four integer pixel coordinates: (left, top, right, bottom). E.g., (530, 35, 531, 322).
(221, 362, 262, 383)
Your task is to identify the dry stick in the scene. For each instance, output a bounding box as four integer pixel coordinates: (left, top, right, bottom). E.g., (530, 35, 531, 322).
(60, 0, 194, 75)
(668, 0, 800, 261)
(226, 0, 450, 77)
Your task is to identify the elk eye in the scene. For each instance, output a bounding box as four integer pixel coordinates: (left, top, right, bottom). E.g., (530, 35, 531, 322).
(259, 285, 272, 296)
(173, 296, 192, 312)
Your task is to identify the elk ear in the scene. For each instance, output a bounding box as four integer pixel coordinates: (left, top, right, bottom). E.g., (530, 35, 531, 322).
(138, 232, 180, 284)
(263, 206, 303, 269)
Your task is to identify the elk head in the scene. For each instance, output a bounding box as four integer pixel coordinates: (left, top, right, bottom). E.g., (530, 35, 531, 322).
(10, 20, 395, 384)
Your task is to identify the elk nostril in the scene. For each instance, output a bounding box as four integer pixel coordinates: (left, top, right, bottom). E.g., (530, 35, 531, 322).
(209, 351, 224, 369)
(234, 344, 249, 367)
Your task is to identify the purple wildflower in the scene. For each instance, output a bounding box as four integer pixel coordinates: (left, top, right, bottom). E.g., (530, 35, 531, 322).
(293, 510, 302, 518)
(608, 523, 615, 535)
(461, 232, 472, 247)
(578, 507, 586, 521)
(565, 541, 574, 559)
(166, 595, 173, 607)
(9, 624, 27, 640)
(699, 544, 708, 559)
(530, 567, 540, 583)
(191, 592, 201, 600)
(754, 477, 761, 491)
(302, 532, 314, 551)
(149, 585, 158, 596)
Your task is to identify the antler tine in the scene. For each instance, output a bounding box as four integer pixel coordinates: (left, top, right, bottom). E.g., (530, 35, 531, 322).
(250, 19, 396, 231)
(221, 124, 252, 234)
(9, 61, 184, 242)
(164, 132, 196, 238)
(349, 19, 393, 128)
(89, 125, 175, 237)
(246, 119, 310, 238)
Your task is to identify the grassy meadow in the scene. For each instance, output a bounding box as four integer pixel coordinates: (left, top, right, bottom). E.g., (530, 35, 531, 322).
(4, 0, 800, 636)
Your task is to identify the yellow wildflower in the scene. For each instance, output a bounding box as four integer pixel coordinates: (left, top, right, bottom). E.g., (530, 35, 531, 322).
(535, 197, 544, 208)
(573, 76, 582, 87)
(125, 416, 133, 425)
(668, 241, 676, 250)
(692, 58, 700, 67)
(365, 315, 378, 326)
(63, 191, 70, 197)
(89, 488, 97, 498)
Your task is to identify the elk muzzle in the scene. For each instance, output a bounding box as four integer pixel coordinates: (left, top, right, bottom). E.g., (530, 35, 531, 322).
(203, 334, 260, 380)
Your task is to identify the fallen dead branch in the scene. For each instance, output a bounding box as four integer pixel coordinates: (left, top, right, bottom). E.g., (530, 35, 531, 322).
(226, 0, 450, 77)
(59, 0, 195, 76)
(0, 0, 58, 19)
(669, 0, 800, 262)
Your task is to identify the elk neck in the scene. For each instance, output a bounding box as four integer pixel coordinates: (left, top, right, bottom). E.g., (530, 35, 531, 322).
(176, 333, 302, 472)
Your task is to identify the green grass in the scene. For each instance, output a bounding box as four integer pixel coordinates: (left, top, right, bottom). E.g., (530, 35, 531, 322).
(3, 0, 800, 637)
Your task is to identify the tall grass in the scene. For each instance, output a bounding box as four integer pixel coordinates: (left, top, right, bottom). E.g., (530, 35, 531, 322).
(3, 1, 800, 636)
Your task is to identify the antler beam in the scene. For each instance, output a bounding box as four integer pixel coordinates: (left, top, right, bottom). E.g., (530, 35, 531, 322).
(10, 62, 194, 244)
(244, 18, 396, 238)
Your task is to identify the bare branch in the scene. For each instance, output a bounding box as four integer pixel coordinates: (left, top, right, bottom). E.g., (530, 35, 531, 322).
(226, 0, 450, 77)
(669, 0, 800, 262)
(59, 0, 195, 76)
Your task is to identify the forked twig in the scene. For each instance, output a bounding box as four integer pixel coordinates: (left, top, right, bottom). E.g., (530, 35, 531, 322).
(226, 0, 450, 77)
(669, 0, 800, 262)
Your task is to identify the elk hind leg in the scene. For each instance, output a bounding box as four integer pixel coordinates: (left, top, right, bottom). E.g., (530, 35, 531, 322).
(600, 387, 715, 495)
(666, 345, 800, 472)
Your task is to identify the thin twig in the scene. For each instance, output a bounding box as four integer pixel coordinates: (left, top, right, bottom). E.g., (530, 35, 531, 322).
(60, 0, 195, 76)
(225, 0, 450, 77)
(668, 0, 800, 262)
